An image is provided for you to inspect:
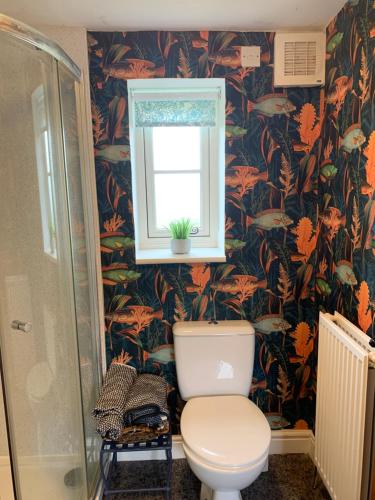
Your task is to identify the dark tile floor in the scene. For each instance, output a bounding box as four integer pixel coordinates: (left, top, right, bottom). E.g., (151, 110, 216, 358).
(105, 454, 330, 499)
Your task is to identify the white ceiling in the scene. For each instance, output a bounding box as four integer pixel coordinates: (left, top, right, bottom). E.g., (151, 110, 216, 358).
(0, 0, 346, 31)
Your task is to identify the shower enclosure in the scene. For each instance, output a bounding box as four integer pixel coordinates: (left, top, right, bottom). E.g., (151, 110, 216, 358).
(0, 15, 102, 499)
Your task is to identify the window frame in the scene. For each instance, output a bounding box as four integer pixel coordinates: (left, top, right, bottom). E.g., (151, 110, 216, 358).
(32, 85, 58, 260)
(128, 78, 226, 264)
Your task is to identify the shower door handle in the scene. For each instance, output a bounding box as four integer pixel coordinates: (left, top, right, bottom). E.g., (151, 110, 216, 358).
(11, 320, 32, 333)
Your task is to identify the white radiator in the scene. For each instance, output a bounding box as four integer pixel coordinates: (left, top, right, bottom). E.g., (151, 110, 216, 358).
(315, 312, 375, 500)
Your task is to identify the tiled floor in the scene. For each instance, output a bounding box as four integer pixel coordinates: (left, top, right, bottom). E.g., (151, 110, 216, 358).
(105, 454, 330, 499)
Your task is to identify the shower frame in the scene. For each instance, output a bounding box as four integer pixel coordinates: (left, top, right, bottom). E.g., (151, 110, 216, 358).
(0, 13, 104, 500)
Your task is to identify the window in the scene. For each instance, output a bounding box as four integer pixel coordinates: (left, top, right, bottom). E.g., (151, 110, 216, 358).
(145, 126, 209, 237)
(128, 79, 226, 264)
(32, 85, 58, 260)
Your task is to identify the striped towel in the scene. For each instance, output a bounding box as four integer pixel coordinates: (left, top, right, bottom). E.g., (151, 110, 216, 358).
(123, 374, 169, 427)
(92, 363, 136, 440)
(109, 420, 170, 444)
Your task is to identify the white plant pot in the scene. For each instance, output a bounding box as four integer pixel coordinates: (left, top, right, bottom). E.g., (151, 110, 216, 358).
(171, 239, 191, 254)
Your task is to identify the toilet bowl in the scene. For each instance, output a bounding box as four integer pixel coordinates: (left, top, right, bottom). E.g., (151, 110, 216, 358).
(181, 395, 271, 500)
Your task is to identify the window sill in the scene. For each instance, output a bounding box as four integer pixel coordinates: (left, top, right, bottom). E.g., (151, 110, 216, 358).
(135, 247, 226, 265)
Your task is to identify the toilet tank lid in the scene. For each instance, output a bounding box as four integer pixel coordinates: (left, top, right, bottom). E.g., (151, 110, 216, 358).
(173, 320, 254, 337)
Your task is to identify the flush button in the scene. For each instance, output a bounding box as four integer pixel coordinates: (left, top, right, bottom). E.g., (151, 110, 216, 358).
(216, 360, 234, 380)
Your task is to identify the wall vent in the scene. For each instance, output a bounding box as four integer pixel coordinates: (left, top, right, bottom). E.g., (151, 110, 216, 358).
(274, 32, 326, 87)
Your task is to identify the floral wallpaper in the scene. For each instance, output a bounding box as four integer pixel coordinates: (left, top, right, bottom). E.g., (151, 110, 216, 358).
(88, 30, 324, 432)
(317, 0, 375, 336)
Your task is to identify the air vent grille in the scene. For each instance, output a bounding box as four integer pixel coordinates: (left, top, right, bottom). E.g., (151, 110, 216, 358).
(284, 41, 317, 76)
(274, 32, 325, 87)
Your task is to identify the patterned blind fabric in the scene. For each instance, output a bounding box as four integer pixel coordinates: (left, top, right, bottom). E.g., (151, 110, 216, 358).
(134, 98, 217, 127)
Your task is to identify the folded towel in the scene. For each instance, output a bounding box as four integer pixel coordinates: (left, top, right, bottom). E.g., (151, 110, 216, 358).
(107, 420, 170, 444)
(123, 374, 169, 427)
(96, 413, 124, 441)
(92, 363, 136, 440)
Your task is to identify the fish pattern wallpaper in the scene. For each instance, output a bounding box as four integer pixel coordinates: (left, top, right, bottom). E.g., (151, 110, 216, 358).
(318, 0, 375, 336)
(88, 29, 324, 431)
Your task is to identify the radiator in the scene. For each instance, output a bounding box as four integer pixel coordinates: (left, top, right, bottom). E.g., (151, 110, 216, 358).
(315, 312, 375, 500)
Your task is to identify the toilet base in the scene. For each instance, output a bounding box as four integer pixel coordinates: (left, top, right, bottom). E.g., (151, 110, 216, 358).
(200, 483, 242, 500)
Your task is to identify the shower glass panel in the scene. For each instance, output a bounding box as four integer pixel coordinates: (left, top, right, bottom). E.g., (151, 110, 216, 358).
(0, 31, 87, 499)
(0, 18, 100, 500)
(58, 63, 101, 496)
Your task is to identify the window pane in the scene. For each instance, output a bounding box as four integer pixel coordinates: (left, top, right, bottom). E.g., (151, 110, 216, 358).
(152, 127, 201, 171)
(42, 130, 51, 173)
(153, 173, 200, 229)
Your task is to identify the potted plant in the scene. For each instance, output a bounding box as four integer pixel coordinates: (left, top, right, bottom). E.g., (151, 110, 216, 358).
(168, 218, 194, 254)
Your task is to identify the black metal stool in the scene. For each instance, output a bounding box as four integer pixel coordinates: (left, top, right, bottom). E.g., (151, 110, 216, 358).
(100, 430, 173, 499)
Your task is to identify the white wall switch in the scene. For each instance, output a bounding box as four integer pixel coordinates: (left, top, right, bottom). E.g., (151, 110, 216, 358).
(241, 46, 261, 67)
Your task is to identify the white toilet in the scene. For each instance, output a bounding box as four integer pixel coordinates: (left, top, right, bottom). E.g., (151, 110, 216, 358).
(173, 320, 271, 500)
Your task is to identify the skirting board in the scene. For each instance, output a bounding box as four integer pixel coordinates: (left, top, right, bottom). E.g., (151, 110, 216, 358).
(113, 430, 315, 462)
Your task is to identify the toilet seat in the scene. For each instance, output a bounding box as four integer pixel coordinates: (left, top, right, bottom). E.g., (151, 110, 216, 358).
(181, 395, 271, 469)
(183, 440, 269, 473)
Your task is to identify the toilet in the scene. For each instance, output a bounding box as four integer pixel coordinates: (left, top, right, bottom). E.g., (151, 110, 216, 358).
(173, 320, 271, 500)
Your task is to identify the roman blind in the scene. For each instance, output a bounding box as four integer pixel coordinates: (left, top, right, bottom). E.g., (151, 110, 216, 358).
(130, 88, 221, 127)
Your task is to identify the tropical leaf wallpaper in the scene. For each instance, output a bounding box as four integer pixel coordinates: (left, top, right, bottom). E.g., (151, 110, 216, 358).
(88, 0, 374, 432)
(318, 0, 375, 335)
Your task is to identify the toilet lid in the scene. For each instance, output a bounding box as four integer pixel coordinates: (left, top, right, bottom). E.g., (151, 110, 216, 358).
(181, 395, 271, 468)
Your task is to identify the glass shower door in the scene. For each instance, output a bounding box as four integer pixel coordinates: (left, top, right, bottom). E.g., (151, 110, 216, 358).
(0, 32, 87, 500)
(58, 63, 101, 497)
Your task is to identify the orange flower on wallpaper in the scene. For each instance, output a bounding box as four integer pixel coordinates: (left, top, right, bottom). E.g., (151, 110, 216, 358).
(326, 75, 353, 116)
(321, 207, 346, 241)
(359, 48, 370, 103)
(211, 274, 267, 304)
(104, 59, 165, 79)
(112, 349, 132, 365)
(356, 281, 373, 333)
(211, 275, 267, 303)
(127, 306, 163, 336)
(225, 101, 236, 117)
(351, 196, 361, 250)
(103, 213, 125, 232)
(108, 306, 163, 336)
(233, 275, 266, 303)
(363, 131, 375, 197)
(92, 103, 107, 144)
(290, 322, 314, 364)
(279, 154, 295, 200)
(318, 256, 328, 276)
(293, 103, 321, 153)
(186, 264, 210, 295)
(292, 217, 318, 263)
(225, 166, 268, 197)
(323, 138, 333, 161)
(364, 201, 375, 253)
